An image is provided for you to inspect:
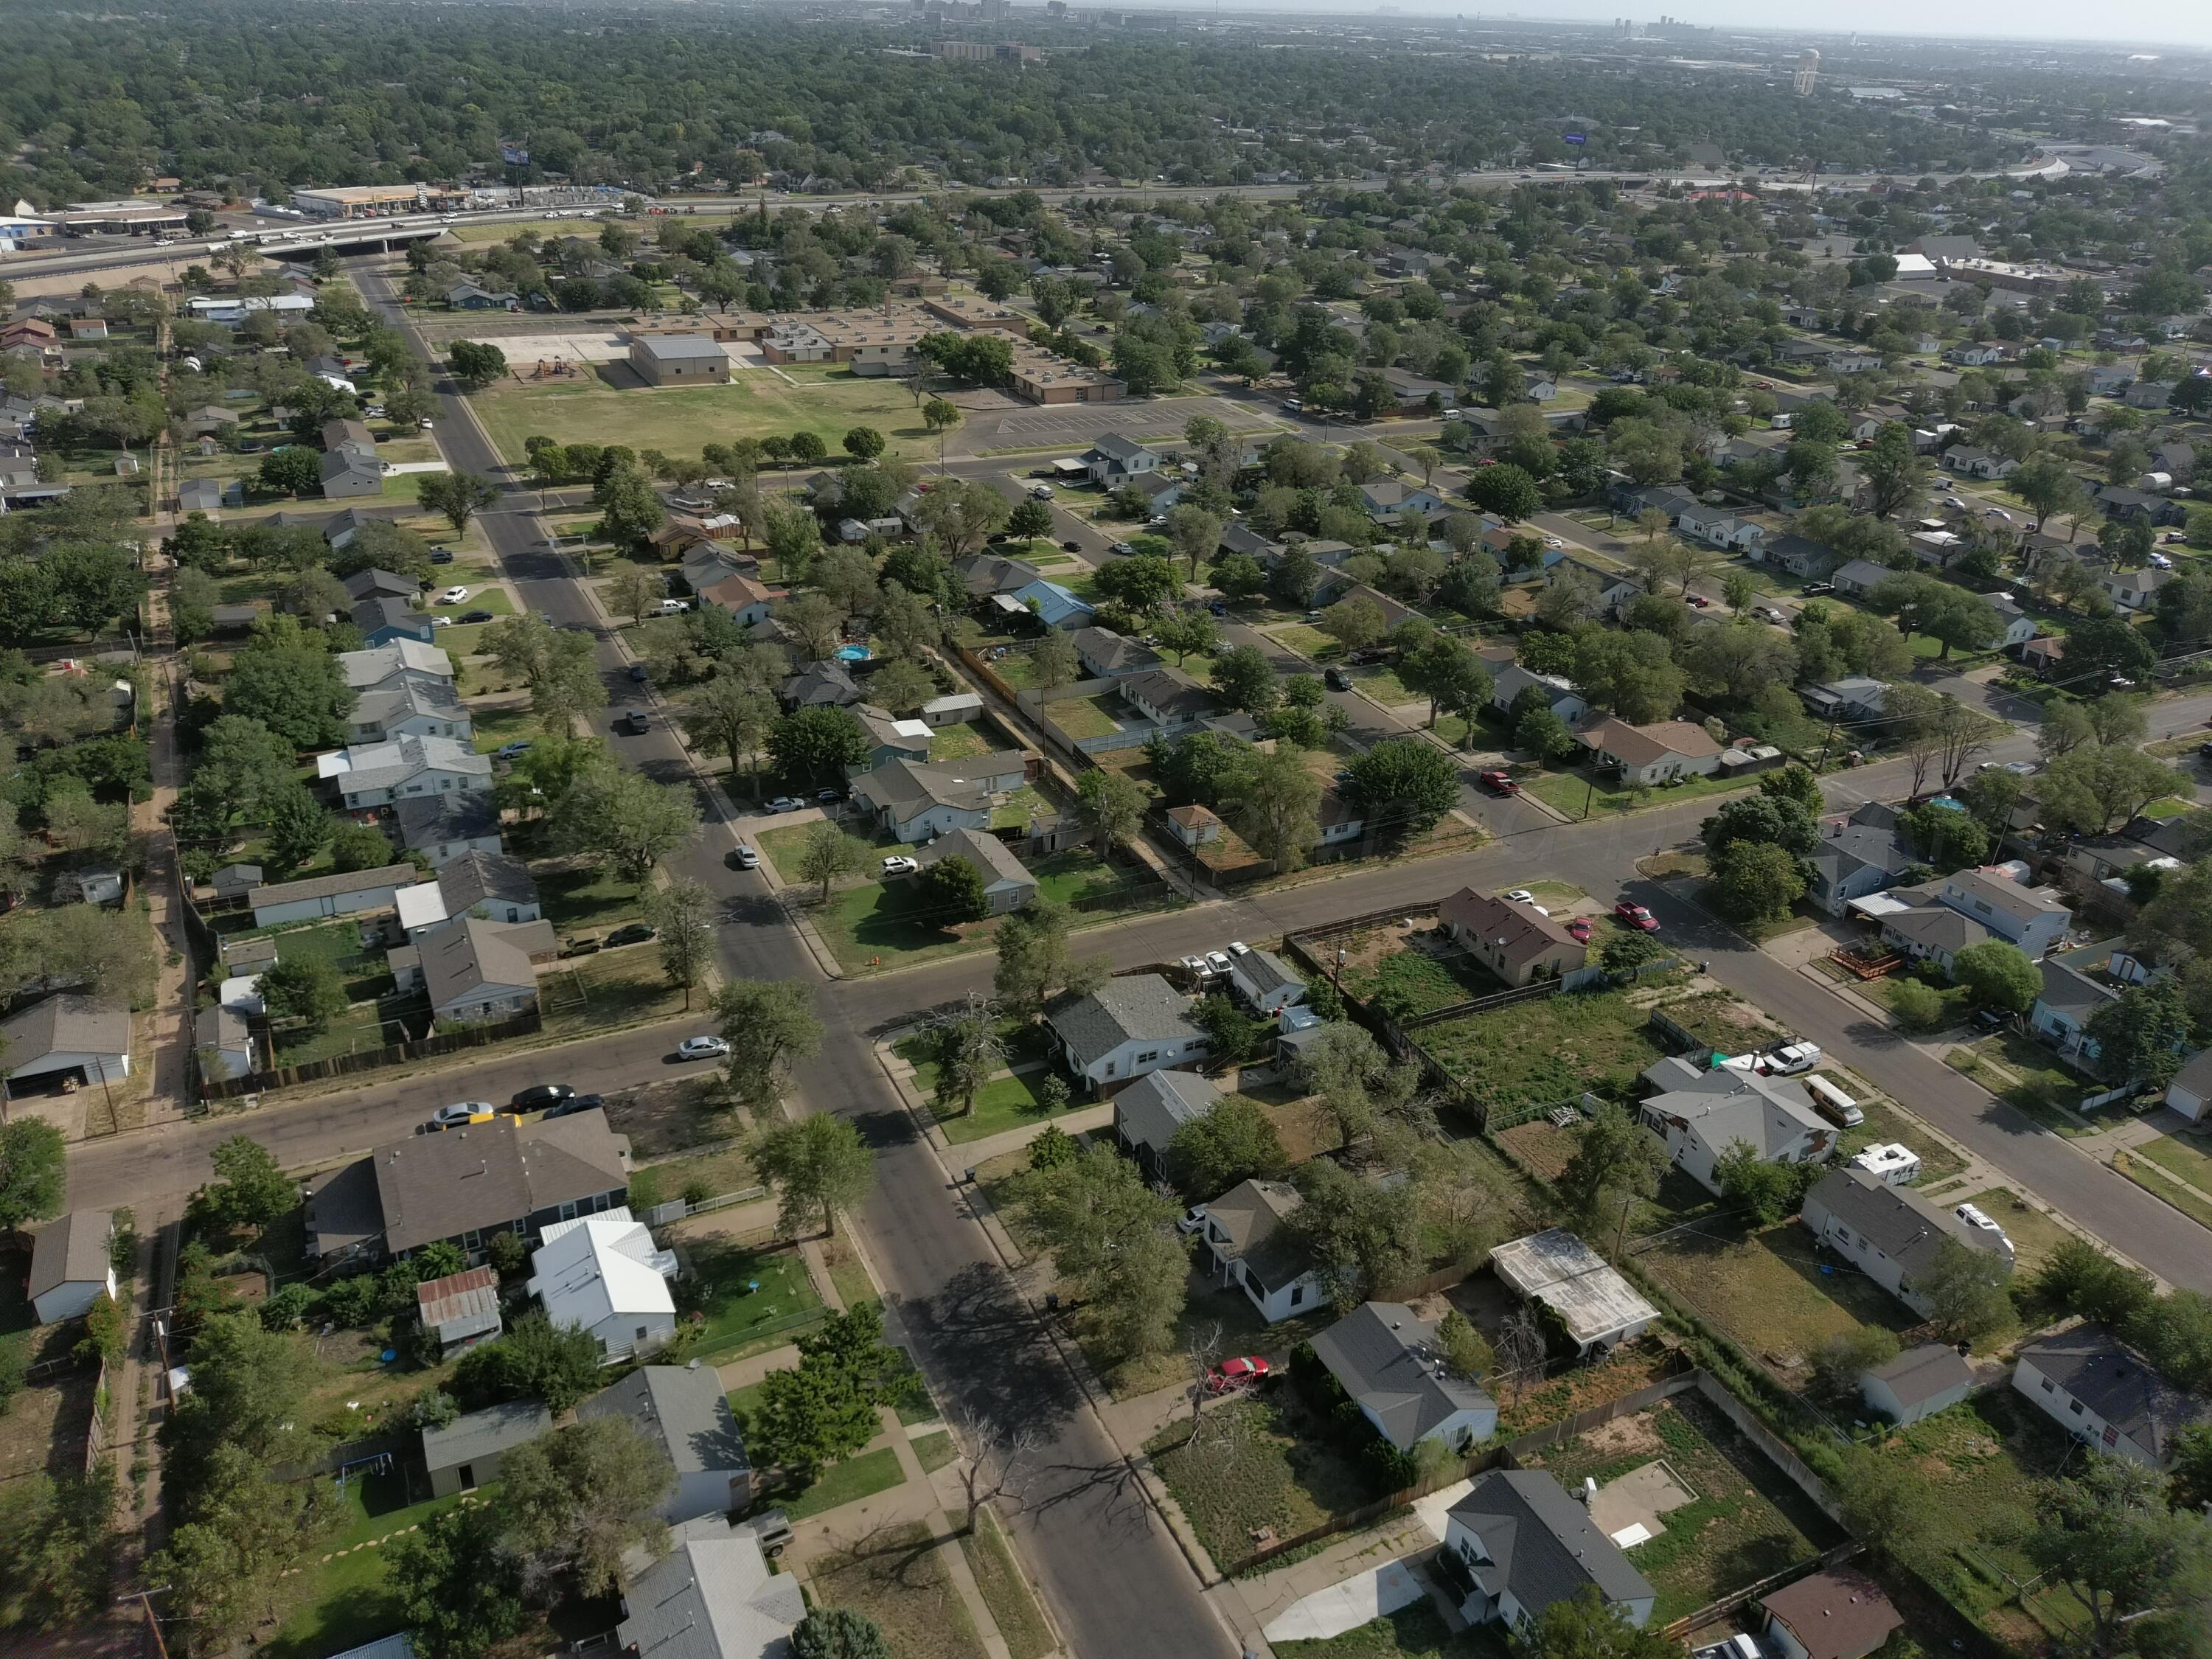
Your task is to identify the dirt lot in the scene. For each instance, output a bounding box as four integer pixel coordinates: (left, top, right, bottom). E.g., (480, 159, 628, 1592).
(0, 1371, 102, 1484)
(602, 1074, 737, 1159)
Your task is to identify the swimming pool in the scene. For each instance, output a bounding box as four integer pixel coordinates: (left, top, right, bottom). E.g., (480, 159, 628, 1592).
(835, 644, 872, 661)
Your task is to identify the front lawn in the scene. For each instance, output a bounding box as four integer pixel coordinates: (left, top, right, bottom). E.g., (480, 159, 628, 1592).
(1522, 766, 1750, 821)
(678, 1237, 824, 1360)
(1959, 1187, 2071, 1272)
(468, 703, 547, 754)
(535, 860, 647, 934)
(804, 1520, 987, 1659)
(1147, 1393, 1383, 1575)
(1274, 1602, 1505, 1659)
(539, 948, 692, 1036)
(932, 1069, 1076, 1146)
(1263, 623, 1343, 660)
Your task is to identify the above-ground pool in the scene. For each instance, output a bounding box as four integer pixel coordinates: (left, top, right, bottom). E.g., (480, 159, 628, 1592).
(835, 644, 872, 661)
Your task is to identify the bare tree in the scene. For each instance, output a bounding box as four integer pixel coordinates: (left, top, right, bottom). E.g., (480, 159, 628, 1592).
(1182, 1318, 1227, 1447)
(1493, 1307, 1548, 1406)
(955, 1413, 1040, 1536)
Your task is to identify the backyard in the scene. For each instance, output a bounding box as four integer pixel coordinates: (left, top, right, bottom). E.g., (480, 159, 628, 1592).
(677, 1235, 825, 1361)
(258, 1470, 476, 1659)
(1416, 985, 1672, 1118)
(1638, 1217, 1918, 1372)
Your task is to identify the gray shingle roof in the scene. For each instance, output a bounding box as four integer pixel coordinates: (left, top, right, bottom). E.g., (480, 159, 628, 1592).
(1112, 1067, 1222, 1157)
(580, 1365, 749, 1483)
(1447, 1470, 1656, 1618)
(2020, 1324, 2212, 1463)
(420, 1400, 551, 1473)
(1806, 1168, 2009, 1286)
(916, 827, 1034, 893)
(27, 1211, 112, 1301)
(0, 994, 129, 1066)
(1200, 1178, 1312, 1293)
(1234, 947, 1303, 998)
(1641, 1068, 1828, 1160)
(248, 863, 416, 909)
(1865, 1341, 1974, 1409)
(2037, 959, 2119, 1021)
(1049, 974, 1203, 1068)
(438, 849, 540, 915)
(338, 1107, 628, 1255)
(616, 1530, 804, 1659)
(1311, 1302, 1493, 1450)
(396, 793, 501, 849)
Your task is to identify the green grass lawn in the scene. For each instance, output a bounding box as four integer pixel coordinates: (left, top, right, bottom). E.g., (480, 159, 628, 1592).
(929, 721, 1003, 762)
(259, 1473, 476, 1659)
(1340, 945, 1500, 1020)
(1147, 1394, 1383, 1575)
(990, 785, 1053, 831)
(678, 1237, 824, 1360)
(536, 861, 647, 935)
(1642, 1217, 1919, 1368)
(1523, 765, 1751, 821)
(1945, 1033, 2098, 1127)
(2127, 1130, 2212, 1200)
(1348, 664, 1422, 706)
(474, 369, 934, 467)
(933, 1069, 1079, 1146)
(426, 585, 515, 622)
(1043, 696, 1126, 740)
(1275, 1603, 1506, 1659)
(1416, 984, 1669, 1115)
(539, 948, 692, 1037)
(1527, 1395, 1841, 1624)
(467, 703, 546, 754)
(914, 1430, 957, 1474)
(784, 1445, 908, 1520)
(273, 999, 419, 1066)
(1264, 623, 1344, 660)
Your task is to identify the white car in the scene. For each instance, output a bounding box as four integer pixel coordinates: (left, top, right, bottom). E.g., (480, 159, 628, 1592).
(437, 585, 470, 606)
(1205, 950, 1232, 975)
(1181, 953, 1211, 978)
(428, 615, 453, 628)
(1028, 482, 1054, 500)
(1763, 1042, 1823, 1076)
(883, 855, 920, 876)
(655, 597, 689, 614)
(1503, 888, 1536, 905)
(678, 1036, 731, 1061)
(1954, 1202, 2008, 1239)
(428, 1101, 493, 1129)
(731, 844, 760, 869)
(1227, 940, 1251, 957)
(1176, 1206, 1208, 1236)
(764, 796, 804, 814)
(419, 417, 434, 430)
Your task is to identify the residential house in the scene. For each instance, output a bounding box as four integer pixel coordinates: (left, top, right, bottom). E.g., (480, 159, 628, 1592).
(27, 1211, 116, 1324)
(1760, 1571, 1905, 1659)
(1164, 804, 1224, 848)
(1930, 867, 2070, 958)
(679, 544, 761, 595)
(1085, 433, 1159, 486)
(2125, 380, 2177, 409)
(1860, 1343, 1975, 1427)
(351, 596, 434, 647)
(1573, 717, 1724, 787)
(340, 639, 454, 691)
(914, 828, 1037, 914)
(414, 1265, 503, 1357)
(1117, 667, 1219, 734)
(2166, 1048, 2212, 1124)
(950, 553, 1043, 602)
(304, 1107, 631, 1264)
(445, 282, 518, 310)
(178, 477, 241, 512)
(780, 661, 862, 711)
(322, 417, 377, 465)
(349, 669, 470, 744)
(394, 795, 504, 868)
(1358, 479, 1447, 520)
(1756, 532, 1846, 580)
(388, 915, 556, 1024)
(1946, 343, 2006, 366)
(919, 692, 984, 728)
(1441, 1470, 1658, 1631)
(2098, 487, 2185, 527)
(2014, 1325, 2212, 1469)
(1488, 665, 1587, 726)
(1637, 1055, 1836, 1197)
(1125, 470, 1184, 516)
(698, 571, 777, 627)
(197, 1004, 254, 1082)
(1317, 788, 1365, 850)
(613, 1523, 803, 1659)
(395, 850, 542, 935)
(1489, 1230, 1660, 1354)
(1048, 973, 1209, 1092)
(1072, 627, 1163, 679)
(629, 333, 731, 385)
(1941, 446, 2019, 481)
(0, 994, 131, 1089)
(1436, 888, 1587, 987)
(1007, 577, 1093, 630)
(1801, 1168, 2014, 1318)
(317, 735, 493, 811)
(1310, 1301, 1496, 1453)
(527, 1209, 679, 1360)
(422, 1402, 552, 1498)
(1112, 1066, 1222, 1180)
(848, 751, 1028, 844)
(1807, 802, 1919, 917)
(1194, 1178, 1324, 1323)
(1799, 677, 1891, 723)
(1829, 559, 1894, 598)
(1677, 503, 1767, 551)
(1228, 947, 1306, 1015)
(2030, 956, 2120, 1061)
(2098, 565, 2174, 613)
(1981, 590, 2039, 650)
(580, 1365, 754, 1522)
(321, 449, 384, 500)
(852, 705, 933, 768)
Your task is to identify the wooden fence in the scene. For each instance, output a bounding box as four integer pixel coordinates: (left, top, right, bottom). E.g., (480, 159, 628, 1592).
(196, 1008, 543, 1101)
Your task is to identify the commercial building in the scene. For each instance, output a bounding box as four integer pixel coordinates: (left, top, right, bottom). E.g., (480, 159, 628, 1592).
(292, 184, 470, 219)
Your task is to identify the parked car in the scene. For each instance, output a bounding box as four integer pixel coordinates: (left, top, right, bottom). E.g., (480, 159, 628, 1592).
(1801, 582, 1836, 597)
(427, 1101, 493, 1130)
(616, 708, 650, 735)
(1971, 1007, 2009, 1032)
(437, 585, 470, 606)
(763, 796, 805, 814)
(459, 608, 494, 624)
(1180, 953, 1211, 980)
(1324, 666, 1353, 692)
(560, 936, 601, 956)
(678, 1035, 732, 1060)
(428, 548, 455, 565)
(542, 1093, 604, 1121)
(495, 740, 532, 761)
(1204, 950, 1232, 975)
(1504, 888, 1536, 905)
(1227, 941, 1251, 957)
(606, 923, 657, 947)
(1108, 540, 1137, 556)
(1566, 917, 1593, 943)
(1028, 483, 1054, 500)
(817, 787, 844, 804)
(510, 1083, 574, 1112)
(745, 1510, 793, 1559)
(1954, 1202, 2007, 1239)
(428, 616, 453, 629)
(1060, 538, 1082, 553)
(723, 844, 759, 872)
(1206, 1356, 1272, 1394)
(1176, 1206, 1208, 1235)
(1613, 901, 1660, 932)
(1478, 769, 1518, 795)
(1683, 593, 1710, 608)
(627, 661, 650, 682)
(883, 855, 920, 877)
(1763, 1041, 1823, 1076)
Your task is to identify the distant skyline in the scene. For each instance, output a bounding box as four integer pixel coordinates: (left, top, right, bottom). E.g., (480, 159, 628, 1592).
(1097, 0, 2212, 52)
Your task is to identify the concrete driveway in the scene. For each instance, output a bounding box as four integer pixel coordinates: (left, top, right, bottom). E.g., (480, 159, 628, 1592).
(1260, 1559, 1427, 1642)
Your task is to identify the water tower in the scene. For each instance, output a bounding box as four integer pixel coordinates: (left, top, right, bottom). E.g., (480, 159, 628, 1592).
(1792, 48, 1820, 96)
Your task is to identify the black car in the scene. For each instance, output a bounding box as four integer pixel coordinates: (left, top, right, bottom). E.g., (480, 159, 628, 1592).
(606, 923, 657, 947)
(510, 1083, 574, 1111)
(1060, 539, 1082, 553)
(1324, 666, 1353, 692)
(542, 1093, 605, 1121)
(1801, 582, 1836, 597)
(628, 662, 650, 682)
(428, 549, 455, 565)
(459, 609, 494, 624)
(1971, 1007, 2010, 1033)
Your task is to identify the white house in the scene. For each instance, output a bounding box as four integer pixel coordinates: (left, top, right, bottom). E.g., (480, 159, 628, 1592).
(1489, 664, 1587, 726)
(914, 828, 1037, 915)
(2013, 1325, 2212, 1469)
(1085, 432, 1159, 486)
(1442, 1470, 1657, 1631)
(0, 994, 131, 1089)
(849, 752, 1029, 844)
(2166, 1048, 2212, 1124)
(348, 671, 471, 745)
(248, 863, 417, 928)
(1310, 1301, 1495, 1453)
(317, 734, 493, 811)
(1047, 974, 1210, 1092)
(1194, 1178, 1325, 1324)
(1801, 1169, 2013, 1319)
(389, 916, 554, 1025)
(1228, 947, 1307, 1015)
(527, 1209, 679, 1360)
(580, 1365, 753, 1521)
(1636, 1057, 1835, 1197)
(1574, 716, 1724, 787)
(1933, 867, 2071, 959)
(27, 1210, 115, 1324)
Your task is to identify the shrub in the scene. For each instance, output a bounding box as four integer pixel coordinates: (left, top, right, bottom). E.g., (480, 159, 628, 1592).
(259, 1282, 316, 1332)
(320, 1274, 380, 1327)
(1888, 978, 1948, 1032)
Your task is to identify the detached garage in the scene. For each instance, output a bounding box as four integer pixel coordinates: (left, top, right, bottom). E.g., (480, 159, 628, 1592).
(0, 994, 131, 1093)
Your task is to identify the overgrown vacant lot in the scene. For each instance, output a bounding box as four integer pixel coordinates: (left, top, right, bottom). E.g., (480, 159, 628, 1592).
(1417, 985, 1669, 1115)
(1147, 1393, 1381, 1573)
(473, 369, 933, 467)
(1639, 1216, 1916, 1371)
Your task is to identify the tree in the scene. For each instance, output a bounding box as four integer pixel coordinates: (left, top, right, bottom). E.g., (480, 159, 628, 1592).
(1701, 793, 1816, 858)
(1165, 1096, 1288, 1197)
(1511, 1585, 1679, 1659)
(1007, 498, 1054, 545)
(0, 1120, 66, 1233)
(329, 819, 395, 873)
(1289, 1157, 1422, 1312)
(917, 855, 991, 925)
(1074, 767, 1147, 860)
(1918, 1235, 2014, 1343)
(1318, 594, 1388, 653)
(1708, 838, 1806, 924)
(684, 672, 779, 793)
(1887, 978, 1947, 1032)
(1018, 1144, 1186, 1358)
(644, 877, 715, 1010)
(921, 397, 961, 466)
(1570, 629, 1683, 723)
(754, 1306, 894, 1479)
(1462, 462, 1543, 521)
(609, 567, 666, 625)
(1714, 1140, 1816, 1225)
(2040, 744, 2188, 835)
(712, 980, 824, 1111)
(553, 764, 699, 885)
(417, 470, 500, 534)
(1343, 738, 1458, 837)
(2021, 1457, 2212, 1657)
(927, 1001, 1004, 1120)
(258, 445, 321, 496)
(1210, 642, 1279, 714)
(498, 1416, 675, 1599)
(1402, 637, 1491, 733)
(1952, 939, 2040, 1014)
(1166, 504, 1223, 579)
(1234, 746, 1325, 873)
(223, 639, 355, 751)
(842, 426, 886, 462)
(447, 338, 507, 390)
(482, 613, 608, 732)
(1091, 553, 1180, 615)
(2010, 453, 2091, 532)
(1554, 1103, 1665, 1251)
(753, 1114, 875, 1238)
(2086, 976, 2194, 1088)
(794, 1608, 893, 1659)
(257, 955, 347, 1037)
(1809, 1326, 1901, 1402)
(994, 900, 1104, 1020)
(387, 1504, 523, 1659)
(1858, 421, 1931, 519)
(2037, 1237, 2157, 1331)
(795, 821, 870, 902)
(198, 1136, 294, 1230)
(1153, 610, 1220, 666)
(768, 706, 872, 790)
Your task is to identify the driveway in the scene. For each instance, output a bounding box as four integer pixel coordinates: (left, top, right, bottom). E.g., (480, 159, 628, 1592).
(1261, 1560, 1427, 1643)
